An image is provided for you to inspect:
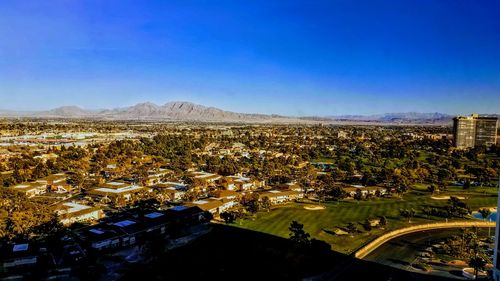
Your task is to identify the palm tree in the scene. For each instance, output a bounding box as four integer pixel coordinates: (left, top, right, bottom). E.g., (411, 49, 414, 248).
(400, 208, 416, 223)
(469, 256, 486, 279)
(478, 208, 491, 221)
(346, 222, 357, 236)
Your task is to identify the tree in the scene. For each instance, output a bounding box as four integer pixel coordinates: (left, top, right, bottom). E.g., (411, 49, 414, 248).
(134, 198, 160, 212)
(135, 165, 149, 186)
(289, 221, 310, 245)
(67, 171, 85, 190)
(260, 196, 271, 212)
(241, 193, 260, 213)
(200, 211, 213, 223)
(400, 209, 416, 223)
(346, 222, 357, 235)
(379, 216, 387, 227)
(353, 188, 363, 201)
(363, 219, 372, 231)
(220, 211, 236, 224)
(427, 184, 438, 194)
(448, 196, 471, 218)
(469, 256, 486, 279)
(463, 180, 471, 189)
(478, 208, 491, 221)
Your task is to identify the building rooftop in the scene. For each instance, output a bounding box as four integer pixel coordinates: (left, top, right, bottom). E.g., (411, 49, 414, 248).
(13, 244, 29, 252)
(93, 185, 145, 194)
(58, 202, 91, 214)
(13, 182, 45, 190)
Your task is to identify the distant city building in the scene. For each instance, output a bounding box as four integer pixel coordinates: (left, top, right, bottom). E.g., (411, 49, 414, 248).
(453, 114, 498, 149)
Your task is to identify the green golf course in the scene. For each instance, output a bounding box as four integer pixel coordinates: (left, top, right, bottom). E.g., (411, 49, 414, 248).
(236, 187, 498, 254)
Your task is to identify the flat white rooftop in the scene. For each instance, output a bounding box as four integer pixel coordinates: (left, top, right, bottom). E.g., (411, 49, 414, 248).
(107, 181, 127, 186)
(228, 175, 251, 181)
(61, 202, 91, 213)
(162, 182, 186, 186)
(94, 185, 144, 193)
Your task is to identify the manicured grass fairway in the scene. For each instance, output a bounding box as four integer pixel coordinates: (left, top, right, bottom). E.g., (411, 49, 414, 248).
(236, 189, 498, 254)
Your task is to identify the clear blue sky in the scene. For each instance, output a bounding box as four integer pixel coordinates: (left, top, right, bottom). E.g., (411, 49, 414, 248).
(1, 0, 499, 116)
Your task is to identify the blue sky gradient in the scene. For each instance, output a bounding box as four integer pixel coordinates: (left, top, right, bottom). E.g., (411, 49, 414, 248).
(1, 0, 499, 116)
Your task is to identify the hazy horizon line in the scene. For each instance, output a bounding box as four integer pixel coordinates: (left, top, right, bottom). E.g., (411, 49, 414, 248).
(1, 100, 498, 118)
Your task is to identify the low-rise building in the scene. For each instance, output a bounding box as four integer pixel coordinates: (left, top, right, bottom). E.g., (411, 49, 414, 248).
(190, 171, 222, 184)
(11, 182, 47, 198)
(219, 175, 263, 191)
(153, 182, 187, 202)
(55, 202, 105, 225)
(0, 243, 38, 270)
(88, 181, 149, 203)
(343, 186, 387, 197)
(36, 173, 71, 193)
(210, 190, 239, 201)
(258, 190, 304, 204)
(187, 197, 238, 215)
(145, 168, 172, 186)
(77, 206, 206, 252)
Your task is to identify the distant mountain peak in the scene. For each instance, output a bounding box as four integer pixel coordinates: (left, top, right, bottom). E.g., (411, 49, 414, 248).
(0, 101, 486, 124)
(47, 106, 89, 116)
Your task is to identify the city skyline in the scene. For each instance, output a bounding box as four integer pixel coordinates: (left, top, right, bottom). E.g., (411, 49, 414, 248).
(1, 0, 500, 116)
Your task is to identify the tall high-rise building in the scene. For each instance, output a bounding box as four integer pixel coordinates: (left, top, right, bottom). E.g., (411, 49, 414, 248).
(453, 114, 498, 149)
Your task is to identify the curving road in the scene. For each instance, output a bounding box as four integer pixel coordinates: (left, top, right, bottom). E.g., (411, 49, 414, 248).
(354, 220, 495, 259)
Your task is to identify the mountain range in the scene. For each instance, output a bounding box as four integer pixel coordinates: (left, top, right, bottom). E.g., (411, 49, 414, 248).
(0, 101, 488, 124)
(0, 102, 292, 123)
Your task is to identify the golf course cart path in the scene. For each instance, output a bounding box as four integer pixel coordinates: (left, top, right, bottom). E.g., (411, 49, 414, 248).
(354, 220, 495, 259)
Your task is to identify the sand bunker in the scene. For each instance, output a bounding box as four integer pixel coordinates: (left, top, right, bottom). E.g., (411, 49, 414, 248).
(448, 260, 467, 266)
(431, 196, 465, 200)
(304, 205, 326, 210)
(478, 207, 497, 212)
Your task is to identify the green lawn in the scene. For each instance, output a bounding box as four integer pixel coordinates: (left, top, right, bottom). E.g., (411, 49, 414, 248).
(311, 157, 335, 164)
(236, 189, 498, 254)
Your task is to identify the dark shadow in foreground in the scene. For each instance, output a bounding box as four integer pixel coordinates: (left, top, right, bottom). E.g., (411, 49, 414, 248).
(119, 224, 460, 281)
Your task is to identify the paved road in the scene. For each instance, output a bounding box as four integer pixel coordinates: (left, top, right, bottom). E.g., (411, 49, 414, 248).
(307, 221, 495, 281)
(364, 229, 473, 280)
(355, 221, 495, 259)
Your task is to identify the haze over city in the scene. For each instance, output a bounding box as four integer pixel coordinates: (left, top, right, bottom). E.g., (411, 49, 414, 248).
(1, 0, 500, 116)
